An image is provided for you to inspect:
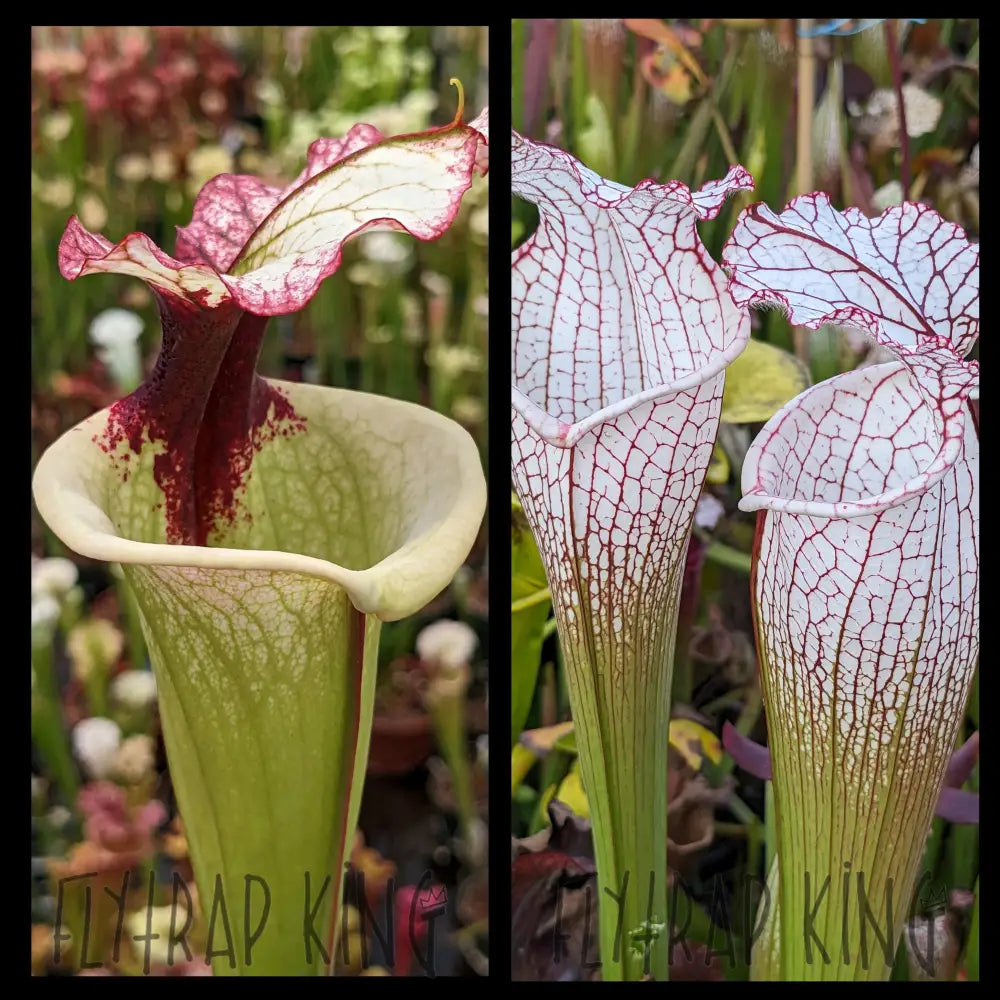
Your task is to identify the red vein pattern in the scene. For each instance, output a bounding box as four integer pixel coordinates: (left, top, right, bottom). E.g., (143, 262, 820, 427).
(722, 193, 979, 356)
(724, 196, 979, 978)
(511, 129, 751, 674)
(510, 130, 752, 978)
(60, 116, 488, 317)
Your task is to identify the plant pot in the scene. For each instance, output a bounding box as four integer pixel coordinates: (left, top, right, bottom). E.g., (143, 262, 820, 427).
(367, 709, 434, 776)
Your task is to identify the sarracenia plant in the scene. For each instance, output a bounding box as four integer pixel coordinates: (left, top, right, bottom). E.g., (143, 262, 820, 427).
(723, 194, 979, 980)
(33, 94, 488, 976)
(511, 129, 752, 981)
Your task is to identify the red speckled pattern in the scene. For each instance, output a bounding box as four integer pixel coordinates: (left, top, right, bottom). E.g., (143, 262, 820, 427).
(96, 294, 304, 546)
(58, 112, 489, 546)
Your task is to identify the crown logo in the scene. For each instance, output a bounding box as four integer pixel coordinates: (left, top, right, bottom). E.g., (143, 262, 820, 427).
(417, 884, 448, 915)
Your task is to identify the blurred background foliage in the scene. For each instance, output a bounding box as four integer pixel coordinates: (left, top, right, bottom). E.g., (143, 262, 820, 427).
(510, 19, 978, 982)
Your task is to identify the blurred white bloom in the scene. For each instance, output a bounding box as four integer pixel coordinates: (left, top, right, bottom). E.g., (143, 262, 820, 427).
(359, 231, 413, 270)
(329, 92, 437, 139)
(854, 84, 942, 152)
(402, 89, 438, 119)
(89, 308, 144, 391)
(872, 180, 904, 213)
(115, 154, 151, 185)
(373, 25, 408, 44)
(409, 49, 433, 77)
(77, 191, 107, 232)
(31, 775, 47, 804)
(31, 594, 61, 645)
(420, 271, 451, 298)
(150, 147, 177, 184)
(451, 396, 485, 425)
(40, 110, 73, 143)
(67, 619, 124, 682)
(462, 816, 488, 868)
(127, 906, 186, 968)
(254, 77, 284, 107)
(377, 46, 407, 82)
(694, 494, 726, 531)
(114, 734, 156, 785)
(72, 717, 122, 780)
(426, 344, 484, 379)
(187, 144, 234, 195)
(416, 619, 478, 671)
(469, 205, 488, 241)
(200, 88, 227, 117)
(48, 805, 73, 830)
(32, 557, 78, 601)
(37, 176, 75, 209)
(476, 733, 488, 772)
(346, 261, 389, 288)
(111, 669, 158, 709)
(959, 143, 979, 190)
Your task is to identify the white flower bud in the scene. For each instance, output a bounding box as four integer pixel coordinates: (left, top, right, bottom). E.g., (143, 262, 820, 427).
(110, 669, 158, 710)
(694, 494, 726, 531)
(416, 619, 478, 671)
(31, 594, 62, 646)
(72, 717, 122, 780)
(31, 557, 79, 601)
(89, 308, 144, 391)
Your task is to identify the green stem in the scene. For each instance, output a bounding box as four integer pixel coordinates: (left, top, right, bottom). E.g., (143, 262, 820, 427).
(511, 20, 525, 133)
(705, 540, 753, 574)
(712, 108, 741, 166)
(511, 586, 551, 613)
(31, 642, 80, 807)
(964, 878, 979, 980)
(83, 669, 109, 719)
(560, 614, 674, 980)
(569, 21, 588, 153)
(428, 687, 478, 850)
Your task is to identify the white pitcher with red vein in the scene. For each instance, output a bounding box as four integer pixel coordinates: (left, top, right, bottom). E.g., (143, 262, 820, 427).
(724, 194, 979, 981)
(510, 129, 753, 981)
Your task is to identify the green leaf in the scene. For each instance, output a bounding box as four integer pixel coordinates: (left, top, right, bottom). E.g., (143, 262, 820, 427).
(963, 878, 979, 980)
(706, 440, 731, 484)
(577, 92, 616, 181)
(511, 503, 551, 745)
(720, 337, 811, 424)
(553, 764, 589, 818)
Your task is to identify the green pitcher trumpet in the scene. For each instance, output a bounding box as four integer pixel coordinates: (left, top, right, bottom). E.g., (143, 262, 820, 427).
(34, 100, 489, 975)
